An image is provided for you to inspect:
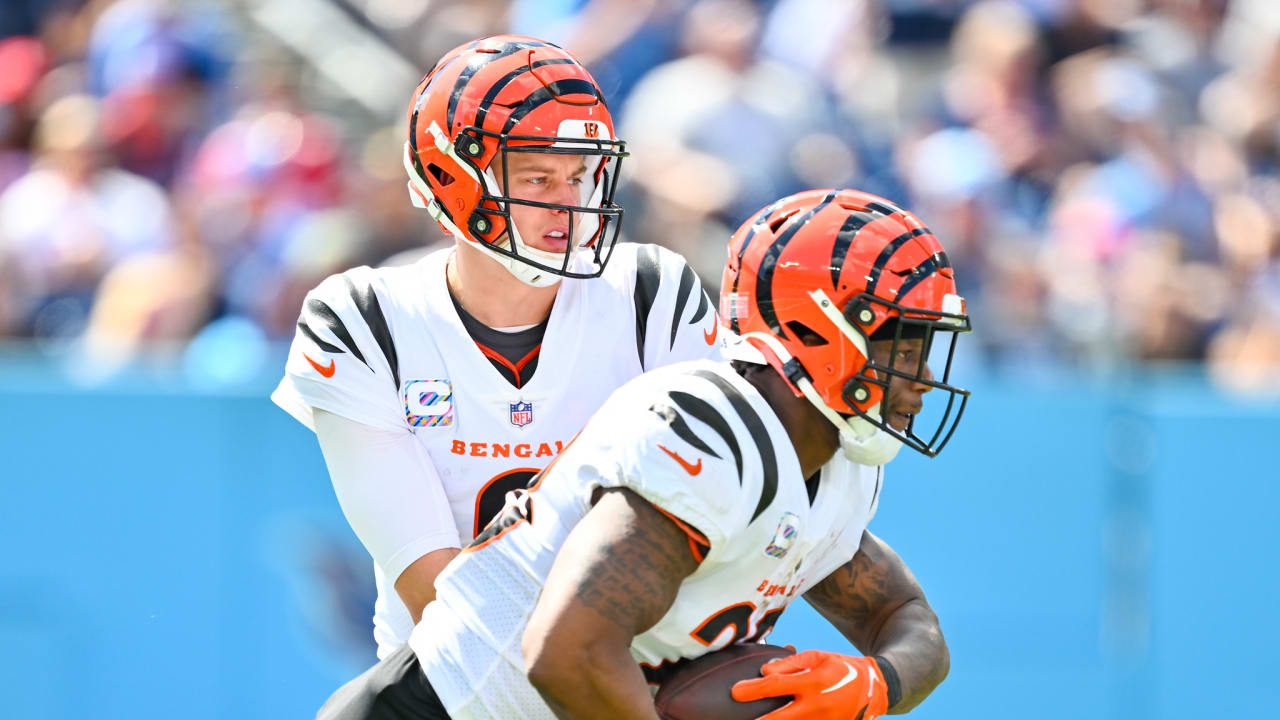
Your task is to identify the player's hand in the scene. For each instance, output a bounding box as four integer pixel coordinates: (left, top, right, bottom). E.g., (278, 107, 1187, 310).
(731, 650, 889, 720)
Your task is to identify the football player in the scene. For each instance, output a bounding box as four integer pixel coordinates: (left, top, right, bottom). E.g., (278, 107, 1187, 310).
(271, 35, 722, 658)
(314, 188, 971, 720)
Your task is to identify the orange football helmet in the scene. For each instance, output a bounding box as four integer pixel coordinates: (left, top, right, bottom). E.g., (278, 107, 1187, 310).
(404, 35, 627, 286)
(721, 189, 971, 458)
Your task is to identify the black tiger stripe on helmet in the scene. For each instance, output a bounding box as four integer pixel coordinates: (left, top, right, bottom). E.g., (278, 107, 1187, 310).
(862, 227, 931, 297)
(472, 58, 576, 130)
(447, 39, 552, 130)
(893, 251, 953, 304)
(500, 79, 605, 134)
(755, 191, 838, 336)
(827, 202, 902, 290)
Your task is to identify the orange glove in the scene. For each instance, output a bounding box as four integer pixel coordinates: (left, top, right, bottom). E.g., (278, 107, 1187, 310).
(731, 650, 893, 720)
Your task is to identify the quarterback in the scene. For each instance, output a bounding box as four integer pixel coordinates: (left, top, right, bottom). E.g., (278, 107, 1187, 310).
(271, 35, 721, 657)
(316, 188, 972, 720)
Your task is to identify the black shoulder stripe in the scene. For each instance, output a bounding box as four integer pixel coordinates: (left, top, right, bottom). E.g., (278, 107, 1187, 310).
(649, 403, 722, 460)
(864, 227, 929, 297)
(667, 392, 741, 477)
(633, 244, 662, 369)
(303, 298, 368, 368)
(343, 276, 400, 391)
(870, 466, 883, 512)
(501, 78, 602, 135)
(829, 211, 878, 290)
(669, 263, 697, 349)
(296, 320, 343, 355)
(689, 288, 710, 325)
(757, 191, 837, 334)
(691, 370, 778, 523)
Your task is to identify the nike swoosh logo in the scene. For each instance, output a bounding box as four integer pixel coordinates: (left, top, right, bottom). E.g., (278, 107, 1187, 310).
(703, 323, 718, 345)
(820, 660, 858, 695)
(304, 353, 336, 378)
(658, 444, 702, 476)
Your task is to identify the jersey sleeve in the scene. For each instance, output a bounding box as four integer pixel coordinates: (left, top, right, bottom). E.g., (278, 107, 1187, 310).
(805, 459, 885, 588)
(313, 410, 461, 580)
(631, 244, 725, 371)
(271, 267, 405, 432)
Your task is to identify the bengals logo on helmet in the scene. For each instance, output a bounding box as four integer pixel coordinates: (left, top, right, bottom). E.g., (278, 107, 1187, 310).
(583, 122, 600, 139)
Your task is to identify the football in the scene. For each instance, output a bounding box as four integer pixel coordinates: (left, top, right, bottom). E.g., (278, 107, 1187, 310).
(654, 644, 794, 720)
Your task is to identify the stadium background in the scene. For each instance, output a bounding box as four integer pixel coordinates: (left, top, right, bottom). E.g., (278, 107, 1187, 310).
(1, 0, 1277, 717)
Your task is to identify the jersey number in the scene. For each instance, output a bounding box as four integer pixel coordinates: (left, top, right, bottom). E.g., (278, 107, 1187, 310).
(466, 440, 577, 551)
(691, 602, 785, 647)
(473, 468, 539, 537)
(470, 488, 534, 549)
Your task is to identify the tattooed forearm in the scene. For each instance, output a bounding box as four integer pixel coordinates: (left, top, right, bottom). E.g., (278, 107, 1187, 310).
(804, 545, 896, 647)
(571, 488, 701, 633)
(804, 531, 949, 713)
(522, 488, 700, 720)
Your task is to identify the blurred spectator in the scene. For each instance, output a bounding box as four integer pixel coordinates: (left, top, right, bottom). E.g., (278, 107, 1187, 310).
(619, 0, 840, 287)
(87, 0, 235, 185)
(0, 0, 1276, 395)
(510, 0, 692, 104)
(0, 92, 174, 340)
(0, 35, 48, 191)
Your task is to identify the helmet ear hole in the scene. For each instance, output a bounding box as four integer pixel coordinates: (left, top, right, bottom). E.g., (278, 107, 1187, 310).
(426, 163, 455, 187)
(786, 320, 828, 347)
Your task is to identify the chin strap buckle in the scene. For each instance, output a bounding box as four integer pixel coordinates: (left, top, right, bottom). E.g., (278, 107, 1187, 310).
(781, 358, 810, 386)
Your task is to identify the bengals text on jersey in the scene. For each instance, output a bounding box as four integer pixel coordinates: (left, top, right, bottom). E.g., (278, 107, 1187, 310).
(271, 242, 722, 656)
(410, 359, 884, 720)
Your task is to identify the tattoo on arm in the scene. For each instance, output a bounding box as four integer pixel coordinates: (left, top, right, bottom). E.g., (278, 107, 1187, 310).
(803, 532, 905, 651)
(571, 488, 702, 635)
(803, 531, 949, 713)
(522, 488, 702, 719)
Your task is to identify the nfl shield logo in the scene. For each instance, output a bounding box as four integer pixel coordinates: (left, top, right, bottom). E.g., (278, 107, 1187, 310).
(509, 401, 533, 427)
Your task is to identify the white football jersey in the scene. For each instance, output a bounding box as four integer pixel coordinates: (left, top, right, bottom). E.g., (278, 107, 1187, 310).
(410, 359, 884, 720)
(272, 243, 723, 654)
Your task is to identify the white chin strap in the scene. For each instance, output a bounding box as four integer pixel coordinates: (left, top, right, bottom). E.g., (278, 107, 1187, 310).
(740, 331, 903, 467)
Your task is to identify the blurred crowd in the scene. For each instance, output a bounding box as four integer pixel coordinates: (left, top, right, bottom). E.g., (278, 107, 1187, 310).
(0, 0, 1278, 391)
